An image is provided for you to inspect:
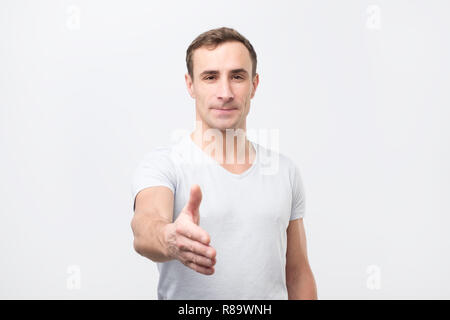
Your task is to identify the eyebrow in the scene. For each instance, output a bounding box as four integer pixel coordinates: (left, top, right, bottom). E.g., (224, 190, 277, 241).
(199, 68, 249, 77)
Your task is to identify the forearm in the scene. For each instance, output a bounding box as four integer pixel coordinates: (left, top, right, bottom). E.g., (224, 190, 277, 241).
(287, 269, 318, 300)
(131, 214, 172, 262)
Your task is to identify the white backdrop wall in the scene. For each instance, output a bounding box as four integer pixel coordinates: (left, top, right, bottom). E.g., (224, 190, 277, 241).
(1, 0, 449, 299)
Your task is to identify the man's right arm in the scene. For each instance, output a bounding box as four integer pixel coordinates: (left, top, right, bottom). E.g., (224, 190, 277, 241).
(130, 184, 216, 275)
(131, 186, 174, 262)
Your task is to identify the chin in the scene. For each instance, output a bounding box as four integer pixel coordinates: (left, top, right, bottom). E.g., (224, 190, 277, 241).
(209, 121, 237, 132)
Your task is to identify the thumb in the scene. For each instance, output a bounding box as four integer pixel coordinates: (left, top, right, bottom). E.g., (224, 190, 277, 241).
(185, 184, 202, 220)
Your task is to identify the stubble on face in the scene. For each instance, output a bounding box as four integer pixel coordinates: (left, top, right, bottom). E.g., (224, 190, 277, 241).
(186, 41, 259, 165)
(190, 41, 256, 134)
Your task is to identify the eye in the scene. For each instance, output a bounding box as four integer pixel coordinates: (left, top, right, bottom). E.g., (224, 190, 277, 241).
(233, 75, 244, 80)
(204, 76, 216, 80)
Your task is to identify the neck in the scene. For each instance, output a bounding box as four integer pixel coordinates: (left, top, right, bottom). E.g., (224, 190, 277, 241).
(190, 121, 255, 166)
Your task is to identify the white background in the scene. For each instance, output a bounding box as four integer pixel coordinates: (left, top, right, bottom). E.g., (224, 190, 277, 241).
(1, 0, 449, 299)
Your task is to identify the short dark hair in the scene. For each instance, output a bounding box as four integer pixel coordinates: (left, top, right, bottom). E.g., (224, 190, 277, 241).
(186, 27, 257, 81)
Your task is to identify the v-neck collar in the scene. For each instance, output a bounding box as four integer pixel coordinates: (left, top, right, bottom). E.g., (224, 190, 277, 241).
(185, 134, 259, 179)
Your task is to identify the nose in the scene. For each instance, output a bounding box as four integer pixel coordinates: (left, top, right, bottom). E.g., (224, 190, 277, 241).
(216, 78, 234, 103)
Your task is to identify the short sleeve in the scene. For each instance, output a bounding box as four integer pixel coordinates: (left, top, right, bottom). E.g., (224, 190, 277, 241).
(131, 147, 177, 212)
(290, 162, 306, 220)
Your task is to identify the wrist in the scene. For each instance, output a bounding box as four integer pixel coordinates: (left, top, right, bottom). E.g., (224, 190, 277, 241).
(160, 222, 174, 261)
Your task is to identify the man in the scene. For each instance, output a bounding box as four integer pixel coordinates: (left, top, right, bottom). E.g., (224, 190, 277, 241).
(131, 27, 317, 299)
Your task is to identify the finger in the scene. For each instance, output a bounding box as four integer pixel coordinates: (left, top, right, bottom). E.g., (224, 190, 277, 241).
(179, 250, 216, 268)
(184, 261, 215, 275)
(185, 184, 202, 216)
(176, 234, 216, 259)
(176, 221, 211, 246)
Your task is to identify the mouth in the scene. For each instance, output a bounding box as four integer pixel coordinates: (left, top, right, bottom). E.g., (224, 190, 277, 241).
(210, 107, 238, 114)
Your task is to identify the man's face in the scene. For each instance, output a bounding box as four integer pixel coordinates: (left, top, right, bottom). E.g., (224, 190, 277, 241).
(185, 41, 259, 132)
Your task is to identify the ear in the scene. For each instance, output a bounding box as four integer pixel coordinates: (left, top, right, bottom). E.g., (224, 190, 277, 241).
(250, 73, 259, 99)
(185, 73, 196, 99)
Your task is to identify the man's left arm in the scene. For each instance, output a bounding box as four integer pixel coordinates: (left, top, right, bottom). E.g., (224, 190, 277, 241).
(285, 218, 318, 299)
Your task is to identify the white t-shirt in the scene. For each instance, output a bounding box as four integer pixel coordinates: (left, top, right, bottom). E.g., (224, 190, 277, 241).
(131, 133, 306, 299)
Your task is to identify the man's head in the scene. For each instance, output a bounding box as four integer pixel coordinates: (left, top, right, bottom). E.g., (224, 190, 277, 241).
(185, 27, 259, 132)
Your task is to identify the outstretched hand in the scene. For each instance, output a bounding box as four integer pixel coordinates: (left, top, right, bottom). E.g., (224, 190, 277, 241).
(163, 184, 216, 275)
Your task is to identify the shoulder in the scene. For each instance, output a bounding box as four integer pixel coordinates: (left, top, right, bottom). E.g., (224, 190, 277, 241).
(132, 143, 183, 178)
(254, 141, 299, 178)
(131, 142, 181, 185)
(135, 146, 171, 168)
(138, 137, 185, 166)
